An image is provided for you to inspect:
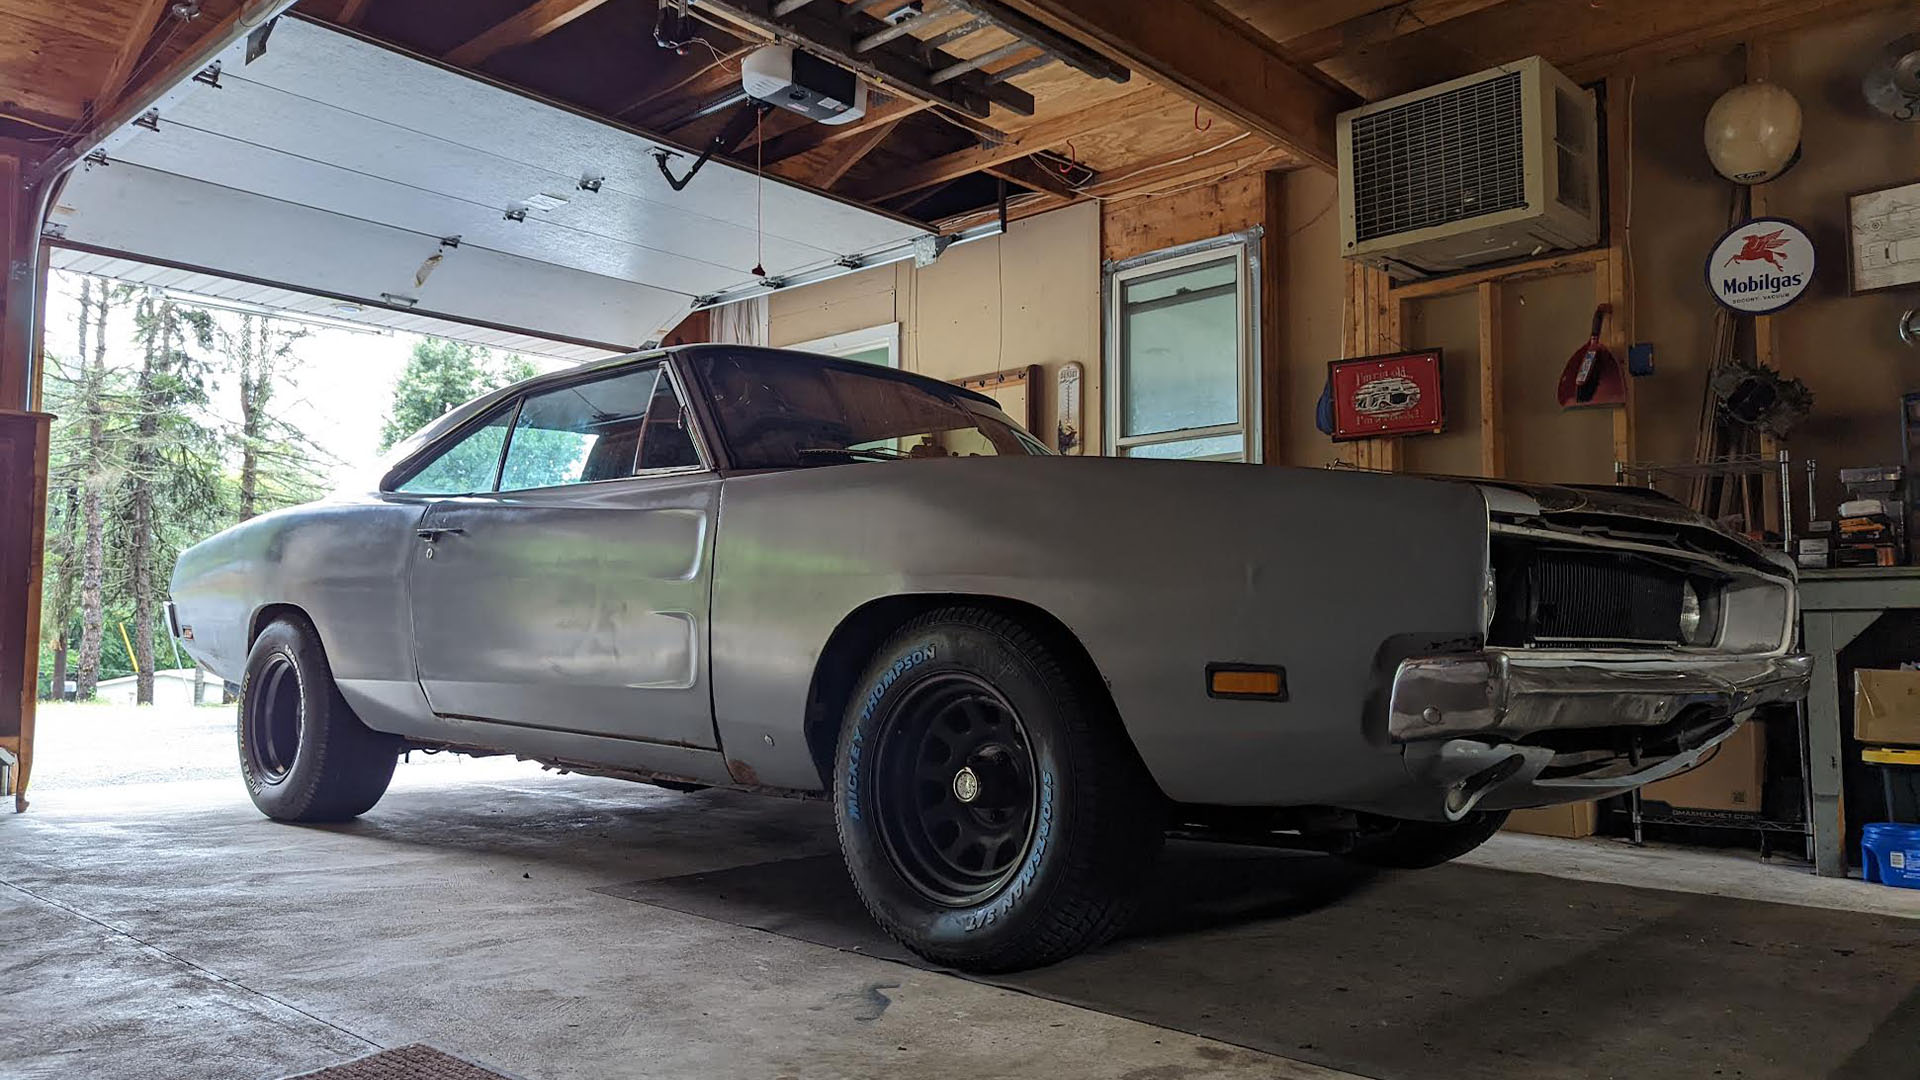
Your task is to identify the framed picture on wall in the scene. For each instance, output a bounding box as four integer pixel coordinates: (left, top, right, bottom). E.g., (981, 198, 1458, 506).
(1847, 179, 1920, 295)
(1327, 350, 1445, 441)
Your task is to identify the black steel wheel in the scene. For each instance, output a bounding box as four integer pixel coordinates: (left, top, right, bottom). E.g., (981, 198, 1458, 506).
(872, 673, 1038, 907)
(242, 653, 303, 782)
(834, 606, 1164, 972)
(238, 614, 399, 822)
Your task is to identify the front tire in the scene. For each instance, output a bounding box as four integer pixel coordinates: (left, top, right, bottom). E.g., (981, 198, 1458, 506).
(238, 615, 399, 822)
(833, 606, 1162, 972)
(1341, 809, 1509, 869)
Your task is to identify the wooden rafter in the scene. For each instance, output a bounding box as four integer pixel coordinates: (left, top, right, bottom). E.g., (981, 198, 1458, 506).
(989, 0, 1352, 169)
(616, 46, 759, 120)
(852, 87, 1175, 201)
(757, 95, 933, 165)
(445, 0, 616, 68)
(95, 0, 173, 112)
(337, 0, 376, 27)
(778, 117, 903, 187)
(1282, 0, 1509, 64)
(985, 155, 1078, 198)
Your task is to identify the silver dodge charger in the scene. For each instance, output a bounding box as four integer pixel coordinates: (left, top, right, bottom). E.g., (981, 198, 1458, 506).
(170, 345, 1811, 971)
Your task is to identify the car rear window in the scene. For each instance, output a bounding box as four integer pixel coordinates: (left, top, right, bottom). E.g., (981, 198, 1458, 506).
(684, 350, 1046, 470)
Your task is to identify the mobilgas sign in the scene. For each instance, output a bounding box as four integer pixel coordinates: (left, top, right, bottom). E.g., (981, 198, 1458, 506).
(1705, 217, 1814, 315)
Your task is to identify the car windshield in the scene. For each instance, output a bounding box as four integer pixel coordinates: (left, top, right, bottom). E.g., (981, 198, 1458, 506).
(684, 349, 1049, 470)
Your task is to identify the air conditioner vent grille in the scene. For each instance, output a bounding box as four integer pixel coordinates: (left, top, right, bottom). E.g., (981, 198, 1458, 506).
(1350, 71, 1527, 243)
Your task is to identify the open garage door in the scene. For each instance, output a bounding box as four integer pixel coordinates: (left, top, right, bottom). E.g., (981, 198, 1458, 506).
(49, 15, 934, 352)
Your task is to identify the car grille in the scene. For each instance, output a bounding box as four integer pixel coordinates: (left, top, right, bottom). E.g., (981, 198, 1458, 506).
(1490, 544, 1696, 648)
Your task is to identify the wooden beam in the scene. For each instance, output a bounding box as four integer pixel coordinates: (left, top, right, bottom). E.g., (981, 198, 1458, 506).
(758, 95, 933, 164)
(854, 87, 1175, 202)
(782, 118, 903, 187)
(1389, 247, 1607, 301)
(989, 0, 1352, 169)
(1478, 281, 1504, 477)
(1260, 170, 1285, 465)
(95, 0, 173, 111)
(337, 0, 376, 26)
(1080, 141, 1292, 201)
(616, 47, 759, 120)
(445, 0, 616, 68)
(985, 155, 1079, 198)
(1283, 0, 1509, 64)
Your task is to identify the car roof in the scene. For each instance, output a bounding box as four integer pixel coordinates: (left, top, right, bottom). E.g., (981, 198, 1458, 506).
(530, 344, 999, 409)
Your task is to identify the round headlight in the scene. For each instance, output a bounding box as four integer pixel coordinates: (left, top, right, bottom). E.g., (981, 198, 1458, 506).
(1679, 582, 1703, 642)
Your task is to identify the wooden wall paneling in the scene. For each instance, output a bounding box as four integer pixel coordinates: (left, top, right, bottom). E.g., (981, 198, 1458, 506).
(0, 410, 50, 809)
(1478, 280, 1505, 477)
(1340, 259, 1402, 470)
(1261, 170, 1286, 464)
(1603, 74, 1636, 472)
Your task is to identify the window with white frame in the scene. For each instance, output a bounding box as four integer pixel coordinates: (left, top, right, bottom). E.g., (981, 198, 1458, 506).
(785, 322, 901, 368)
(1105, 237, 1257, 462)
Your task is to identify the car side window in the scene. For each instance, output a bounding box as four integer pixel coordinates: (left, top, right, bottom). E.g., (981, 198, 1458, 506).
(496, 363, 701, 491)
(394, 409, 513, 495)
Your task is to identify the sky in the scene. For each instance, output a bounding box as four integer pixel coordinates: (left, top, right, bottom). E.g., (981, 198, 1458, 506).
(39, 270, 561, 489)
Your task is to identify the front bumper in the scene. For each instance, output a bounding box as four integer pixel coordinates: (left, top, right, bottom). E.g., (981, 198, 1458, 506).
(1388, 651, 1812, 743)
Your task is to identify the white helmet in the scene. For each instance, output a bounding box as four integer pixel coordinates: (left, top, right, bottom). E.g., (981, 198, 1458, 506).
(1705, 81, 1803, 184)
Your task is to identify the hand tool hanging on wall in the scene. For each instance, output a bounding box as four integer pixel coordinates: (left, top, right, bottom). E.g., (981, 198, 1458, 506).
(1557, 304, 1626, 408)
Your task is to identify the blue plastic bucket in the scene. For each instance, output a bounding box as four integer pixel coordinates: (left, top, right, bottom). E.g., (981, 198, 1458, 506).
(1862, 823, 1920, 889)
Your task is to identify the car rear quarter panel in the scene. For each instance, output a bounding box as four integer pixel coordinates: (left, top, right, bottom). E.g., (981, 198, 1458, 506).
(171, 496, 433, 735)
(710, 456, 1489, 806)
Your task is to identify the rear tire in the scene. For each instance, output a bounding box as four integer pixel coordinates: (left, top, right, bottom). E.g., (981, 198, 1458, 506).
(1342, 809, 1509, 870)
(833, 606, 1163, 973)
(238, 615, 399, 822)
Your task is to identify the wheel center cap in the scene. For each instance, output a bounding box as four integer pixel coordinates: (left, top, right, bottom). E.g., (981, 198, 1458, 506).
(952, 766, 982, 804)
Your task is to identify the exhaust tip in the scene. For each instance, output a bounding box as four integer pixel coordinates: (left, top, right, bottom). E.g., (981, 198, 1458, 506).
(1445, 753, 1525, 819)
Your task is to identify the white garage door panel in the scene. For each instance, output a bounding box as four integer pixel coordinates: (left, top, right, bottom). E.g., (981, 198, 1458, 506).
(57, 162, 690, 349)
(129, 77, 837, 284)
(56, 15, 933, 348)
(116, 124, 762, 294)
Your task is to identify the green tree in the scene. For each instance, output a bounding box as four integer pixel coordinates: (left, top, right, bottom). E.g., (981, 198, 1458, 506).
(218, 312, 329, 520)
(379, 339, 533, 451)
(120, 291, 226, 703)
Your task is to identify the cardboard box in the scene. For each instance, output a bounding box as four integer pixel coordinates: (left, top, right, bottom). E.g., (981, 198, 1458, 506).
(1855, 669, 1920, 747)
(1503, 801, 1598, 838)
(1640, 720, 1766, 812)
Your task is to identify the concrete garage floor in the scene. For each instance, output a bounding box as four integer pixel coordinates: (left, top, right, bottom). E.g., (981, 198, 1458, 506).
(3, 708, 1917, 1080)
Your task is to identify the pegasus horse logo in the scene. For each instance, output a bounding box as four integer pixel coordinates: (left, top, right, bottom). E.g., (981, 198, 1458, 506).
(1725, 229, 1792, 270)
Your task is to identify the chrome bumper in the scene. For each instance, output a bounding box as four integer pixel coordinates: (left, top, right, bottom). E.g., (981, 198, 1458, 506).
(1388, 651, 1813, 742)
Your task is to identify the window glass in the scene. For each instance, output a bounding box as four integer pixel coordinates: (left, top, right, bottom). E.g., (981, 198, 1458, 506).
(1119, 255, 1241, 439)
(686, 350, 1045, 470)
(395, 410, 511, 495)
(1121, 433, 1244, 461)
(498, 364, 696, 491)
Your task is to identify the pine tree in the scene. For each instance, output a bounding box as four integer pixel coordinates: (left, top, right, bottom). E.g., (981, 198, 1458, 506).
(121, 292, 224, 703)
(380, 339, 534, 450)
(222, 313, 326, 520)
(75, 280, 113, 700)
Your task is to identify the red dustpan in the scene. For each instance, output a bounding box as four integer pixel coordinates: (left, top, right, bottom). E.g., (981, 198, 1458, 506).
(1557, 304, 1626, 408)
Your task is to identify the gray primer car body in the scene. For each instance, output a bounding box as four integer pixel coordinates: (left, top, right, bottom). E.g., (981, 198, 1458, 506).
(171, 345, 1809, 823)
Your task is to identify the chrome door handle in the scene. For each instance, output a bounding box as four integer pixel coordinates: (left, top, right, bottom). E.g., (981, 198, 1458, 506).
(415, 527, 465, 541)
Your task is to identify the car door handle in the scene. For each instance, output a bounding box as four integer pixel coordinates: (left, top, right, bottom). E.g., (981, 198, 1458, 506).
(415, 527, 465, 541)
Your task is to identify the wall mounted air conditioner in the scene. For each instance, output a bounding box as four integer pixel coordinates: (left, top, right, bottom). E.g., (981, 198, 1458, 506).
(1337, 56, 1599, 281)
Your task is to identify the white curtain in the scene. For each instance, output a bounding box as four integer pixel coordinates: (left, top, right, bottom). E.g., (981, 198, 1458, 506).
(710, 296, 768, 346)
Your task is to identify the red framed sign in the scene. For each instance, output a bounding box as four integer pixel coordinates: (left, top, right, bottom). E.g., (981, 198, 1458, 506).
(1328, 350, 1445, 441)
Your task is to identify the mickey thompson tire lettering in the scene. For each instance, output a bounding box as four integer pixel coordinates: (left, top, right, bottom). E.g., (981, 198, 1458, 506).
(832, 605, 1163, 973)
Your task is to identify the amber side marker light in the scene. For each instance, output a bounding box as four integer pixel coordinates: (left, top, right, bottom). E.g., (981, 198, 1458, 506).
(1206, 664, 1288, 701)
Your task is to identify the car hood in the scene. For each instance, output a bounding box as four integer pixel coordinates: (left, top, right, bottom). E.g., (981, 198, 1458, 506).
(1465, 476, 1795, 577)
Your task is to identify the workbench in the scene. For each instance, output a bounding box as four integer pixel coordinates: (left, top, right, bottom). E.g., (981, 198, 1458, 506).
(1798, 566, 1920, 877)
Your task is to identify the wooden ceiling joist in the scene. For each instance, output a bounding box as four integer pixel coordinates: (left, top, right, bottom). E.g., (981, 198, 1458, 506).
(778, 116, 903, 186)
(756, 94, 932, 164)
(444, 0, 616, 67)
(690, 0, 1036, 118)
(336, 0, 376, 27)
(988, 0, 1352, 169)
(94, 0, 173, 113)
(853, 86, 1175, 201)
(1281, 0, 1509, 64)
(984, 155, 1078, 198)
